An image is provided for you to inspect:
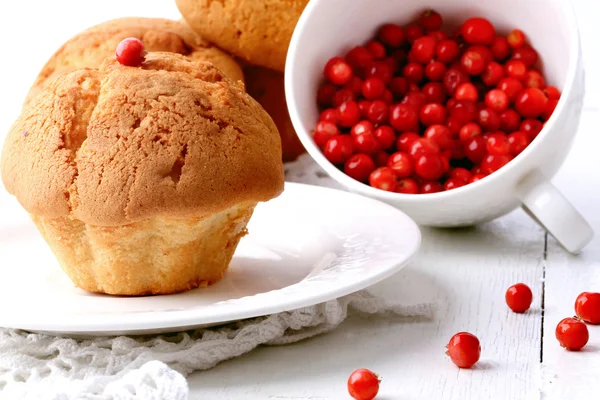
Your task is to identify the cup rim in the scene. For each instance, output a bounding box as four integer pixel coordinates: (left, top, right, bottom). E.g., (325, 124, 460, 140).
(285, 0, 582, 202)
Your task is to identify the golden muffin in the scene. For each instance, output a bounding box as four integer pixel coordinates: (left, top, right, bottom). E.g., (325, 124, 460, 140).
(176, 0, 309, 71)
(25, 17, 244, 105)
(243, 65, 305, 162)
(2, 52, 284, 295)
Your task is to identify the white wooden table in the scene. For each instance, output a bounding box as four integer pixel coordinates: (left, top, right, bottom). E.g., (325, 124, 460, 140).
(0, 1, 598, 398)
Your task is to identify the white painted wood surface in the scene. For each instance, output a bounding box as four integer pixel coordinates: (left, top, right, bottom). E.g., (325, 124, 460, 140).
(0, 1, 597, 399)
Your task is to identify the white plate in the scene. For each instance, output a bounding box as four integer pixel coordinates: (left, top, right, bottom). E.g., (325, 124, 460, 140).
(0, 183, 420, 336)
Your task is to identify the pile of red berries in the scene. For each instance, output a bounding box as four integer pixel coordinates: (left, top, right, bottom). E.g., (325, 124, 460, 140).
(347, 288, 599, 399)
(314, 10, 560, 194)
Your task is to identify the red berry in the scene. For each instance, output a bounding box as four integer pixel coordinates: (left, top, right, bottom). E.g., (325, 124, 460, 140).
(481, 153, 511, 174)
(482, 62, 504, 86)
(367, 100, 389, 124)
(344, 76, 363, 95)
(346, 46, 373, 69)
(454, 83, 478, 102)
(401, 91, 427, 111)
(459, 122, 482, 142)
(461, 18, 495, 45)
(523, 70, 545, 89)
(319, 108, 338, 124)
(115, 38, 146, 66)
(464, 136, 487, 164)
(575, 292, 600, 324)
(544, 99, 559, 121)
(507, 29, 526, 49)
(406, 24, 425, 44)
(497, 77, 524, 102)
(374, 126, 396, 150)
(397, 132, 420, 153)
(378, 24, 405, 47)
(344, 154, 376, 183)
(425, 61, 447, 81)
(323, 135, 354, 164)
(446, 332, 481, 368)
(337, 101, 361, 127)
(444, 177, 466, 191)
(415, 153, 444, 180)
(515, 88, 548, 118)
(508, 131, 531, 155)
(366, 61, 393, 84)
(365, 40, 387, 59)
(373, 151, 390, 167)
(460, 49, 486, 75)
(435, 40, 460, 64)
(313, 121, 339, 147)
(490, 36, 510, 61)
(362, 77, 386, 100)
(390, 104, 419, 132)
(403, 62, 425, 84)
(520, 119, 544, 139)
(396, 178, 419, 194)
(419, 9, 443, 31)
(500, 109, 521, 133)
(325, 57, 354, 85)
(544, 86, 561, 100)
(486, 132, 510, 155)
(411, 36, 437, 64)
(424, 124, 452, 149)
(347, 368, 380, 400)
(332, 88, 355, 107)
(556, 317, 589, 351)
(428, 30, 448, 42)
(317, 84, 337, 107)
(443, 68, 469, 96)
(369, 167, 397, 192)
(387, 152, 414, 178)
(409, 138, 440, 158)
(422, 82, 447, 104)
(420, 181, 443, 194)
(420, 103, 446, 126)
(382, 89, 394, 104)
(450, 167, 472, 182)
(470, 173, 487, 183)
(382, 56, 400, 75)
(477, 108, 501, 131)
(358, 100, 371, 119)
(389, 77, 409, 97)
(505, 283, 533, 313)
(352, 130, 379, 155)
(511, 45, 539, 68)
(505, 60, 527, 80)
(449, 100, 477, 125)
(485, 89, 509, 112)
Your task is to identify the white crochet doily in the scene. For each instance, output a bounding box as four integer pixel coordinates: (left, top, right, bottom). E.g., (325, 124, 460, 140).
(0, 156, 433, 400)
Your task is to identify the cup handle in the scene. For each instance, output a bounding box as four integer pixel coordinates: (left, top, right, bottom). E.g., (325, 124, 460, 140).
(516, 170, 593, 253)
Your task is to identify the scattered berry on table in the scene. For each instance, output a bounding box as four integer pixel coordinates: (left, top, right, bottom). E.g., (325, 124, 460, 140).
(347, 368, 380, 400)
(505, 283, 533, 313)
(575, 292, 600, 324)
(555, 317, 589, 351)
(446, 332, 481, 368)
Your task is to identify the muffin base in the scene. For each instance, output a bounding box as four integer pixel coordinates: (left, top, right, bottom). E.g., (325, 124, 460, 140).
(31, 203, 256, 295)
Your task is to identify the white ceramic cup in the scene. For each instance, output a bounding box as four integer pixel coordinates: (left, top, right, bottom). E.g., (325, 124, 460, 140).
(285, 0, 594, 253)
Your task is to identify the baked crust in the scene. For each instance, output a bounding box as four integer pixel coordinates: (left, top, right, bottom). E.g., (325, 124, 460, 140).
(2, 52, 284, 226)
(25, 17, 244, 105)
(176, 0, 309, 71)
(31, 203, 256, 295)
(243, 65, 305, 161)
